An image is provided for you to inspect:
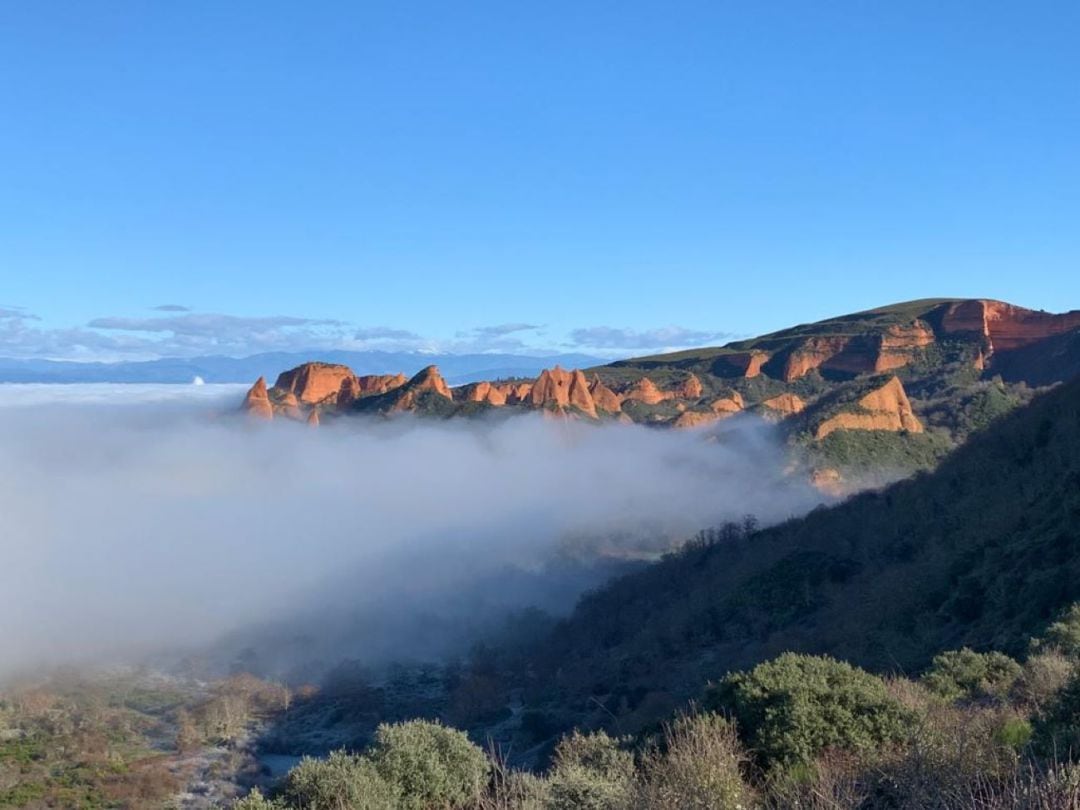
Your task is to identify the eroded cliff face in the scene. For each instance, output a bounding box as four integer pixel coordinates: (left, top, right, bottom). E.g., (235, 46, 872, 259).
(777, 322, 936, 381)
(761, 393, 806, 417)
(529, 367, 597, 417)
(815, 376, 923, 439)
(940, 300, 1080, 354)
(274, 363, 357, 405)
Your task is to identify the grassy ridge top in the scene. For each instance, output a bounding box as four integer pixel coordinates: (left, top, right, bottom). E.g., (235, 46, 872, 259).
(606, 298, 969, 369)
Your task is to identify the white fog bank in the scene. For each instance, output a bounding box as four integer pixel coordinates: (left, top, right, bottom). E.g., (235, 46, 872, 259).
(0, 384, 824, 675)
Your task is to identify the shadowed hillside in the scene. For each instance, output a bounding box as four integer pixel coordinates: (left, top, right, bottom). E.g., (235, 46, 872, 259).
(521, 373, 1080, 732)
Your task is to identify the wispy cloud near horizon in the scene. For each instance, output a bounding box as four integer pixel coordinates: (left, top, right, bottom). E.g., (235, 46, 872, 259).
(568, 325, 735, 351)
(0, 306, 731, 362)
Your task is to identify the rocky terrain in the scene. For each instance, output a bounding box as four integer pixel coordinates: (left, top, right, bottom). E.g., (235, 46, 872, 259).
(239, 298, 1080, 492)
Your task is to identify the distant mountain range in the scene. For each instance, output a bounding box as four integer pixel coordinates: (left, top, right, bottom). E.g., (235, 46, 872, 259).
(0, 350, 606, 386)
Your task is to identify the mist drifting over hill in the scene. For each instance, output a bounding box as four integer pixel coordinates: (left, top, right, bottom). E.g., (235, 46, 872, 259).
(0, 384, 823, 676)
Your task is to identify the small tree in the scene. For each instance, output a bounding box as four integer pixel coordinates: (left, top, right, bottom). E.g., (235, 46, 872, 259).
(283, 751, 400, 810)
(232, 788, 285, 809)
(921, 648, 1022, 703)
(708, 653, 912, 768)
(545, 730, 636, 810)
(638, 711, 755, 810)
(1036, 604, 1080, 659)
(368, 719, 490, 810)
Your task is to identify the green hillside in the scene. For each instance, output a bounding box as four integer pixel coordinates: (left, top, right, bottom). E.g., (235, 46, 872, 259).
(520, 374, 1080, 732)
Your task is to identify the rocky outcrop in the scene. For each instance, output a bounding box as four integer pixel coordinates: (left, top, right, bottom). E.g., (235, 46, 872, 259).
(587, 375, 623, 413)
(498, 382, 534, 404)
(529, 367, 597, 417)
(781, 337, 852, 381)
(621, 377, 672, 405)
(460, 381, 508, 406)
(940, 300, 1080, 354)
(810, 467, 844, 496)
(876, 322, 936, 371)
(273, 362, 357, 405)
(387, 365, 454, 412)
(761, 393, 806, 416)
(278, 392, 302, 420)
(815, 376, 923, 439)
(712, 351, 769, 378)
(710, 392, 744, 416)
(779, 324, 936, 381)
(673, 411, 722, 429)
(242, 377, 274, 420)
(672, 373, 704, 399)
(272, 363, 407, 407)
(306, 409, 320, 427)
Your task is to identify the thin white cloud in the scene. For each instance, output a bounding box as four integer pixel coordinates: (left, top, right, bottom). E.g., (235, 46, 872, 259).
(152, 304, 191, 312)
(569, 325, 734, 351)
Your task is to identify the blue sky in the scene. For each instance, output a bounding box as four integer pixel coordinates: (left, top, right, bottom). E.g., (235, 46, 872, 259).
(1, 2, 1078, 360)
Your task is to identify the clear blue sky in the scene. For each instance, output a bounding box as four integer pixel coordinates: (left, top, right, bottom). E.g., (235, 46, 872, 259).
(1, 1, 1078, 360)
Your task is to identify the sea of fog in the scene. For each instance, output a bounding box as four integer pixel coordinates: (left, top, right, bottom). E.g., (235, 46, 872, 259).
(0, 383, 825, 678)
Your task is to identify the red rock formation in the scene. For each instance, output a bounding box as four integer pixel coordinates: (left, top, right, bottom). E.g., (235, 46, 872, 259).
(875, 322, 936, 371)
(673, 411, 721, 428)
(274, 362, 357, 405)
(621, 377, 672, 405)
(389, 365, 454, 411)
(761, 393, 806, 416)
(672, 373, 704, 399)
(243, 377, 274, 420)
(277, 391, 302, 420)
(461, 381, 508, 406)
(587, 375, 623, 413)
(782, 337, 852, 381)
(713, 351, 770, 378)
(496, 382, 533, 404)
(810, 467, 844, 496)
(940, 300, 1080, 354)
(710, 392, 744, 416)
(529, 367, 597, 417)
(815, 376, 923, 439)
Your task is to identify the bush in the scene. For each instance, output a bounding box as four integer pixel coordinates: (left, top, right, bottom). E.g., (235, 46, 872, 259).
(708, 653, 912, 768)
(545, 730, 636, 810)
(638, 711, 755, 810)
(368, 719, 490, 810)
(1037, 603, 1080, 659)
(282, 751, 400, 810)
(1016, 650, 1075, 714)
(921, 648, 1022, 703)
(1035, 672, 1080, 759)
(232, 788, 285, 809)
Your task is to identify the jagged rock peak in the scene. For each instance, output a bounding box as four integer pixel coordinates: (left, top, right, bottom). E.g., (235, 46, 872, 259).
(242, 376, 273, 420)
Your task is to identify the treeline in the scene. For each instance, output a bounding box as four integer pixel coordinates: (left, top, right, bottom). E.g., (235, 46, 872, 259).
(233, 602, 1080, 809)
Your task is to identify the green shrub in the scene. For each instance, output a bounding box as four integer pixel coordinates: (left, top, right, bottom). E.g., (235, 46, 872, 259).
(638, 711, 754, 810)
(1035, 672, 1080, 758)
(1037, 603, 1080, 659)
(921, 648, 1022, 703)
(368, 719, 489, 810)
(283, 751, 400, 810)
(996, 717, 1033, 751)
(545, 730, 636, 810)
(1016, 650, 1075, 714)
(708, 653, 912, 768)
(232, 788, 286, 809)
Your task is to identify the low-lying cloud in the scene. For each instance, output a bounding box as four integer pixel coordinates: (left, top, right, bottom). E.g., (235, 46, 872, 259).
(0, 384, 823, 678)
